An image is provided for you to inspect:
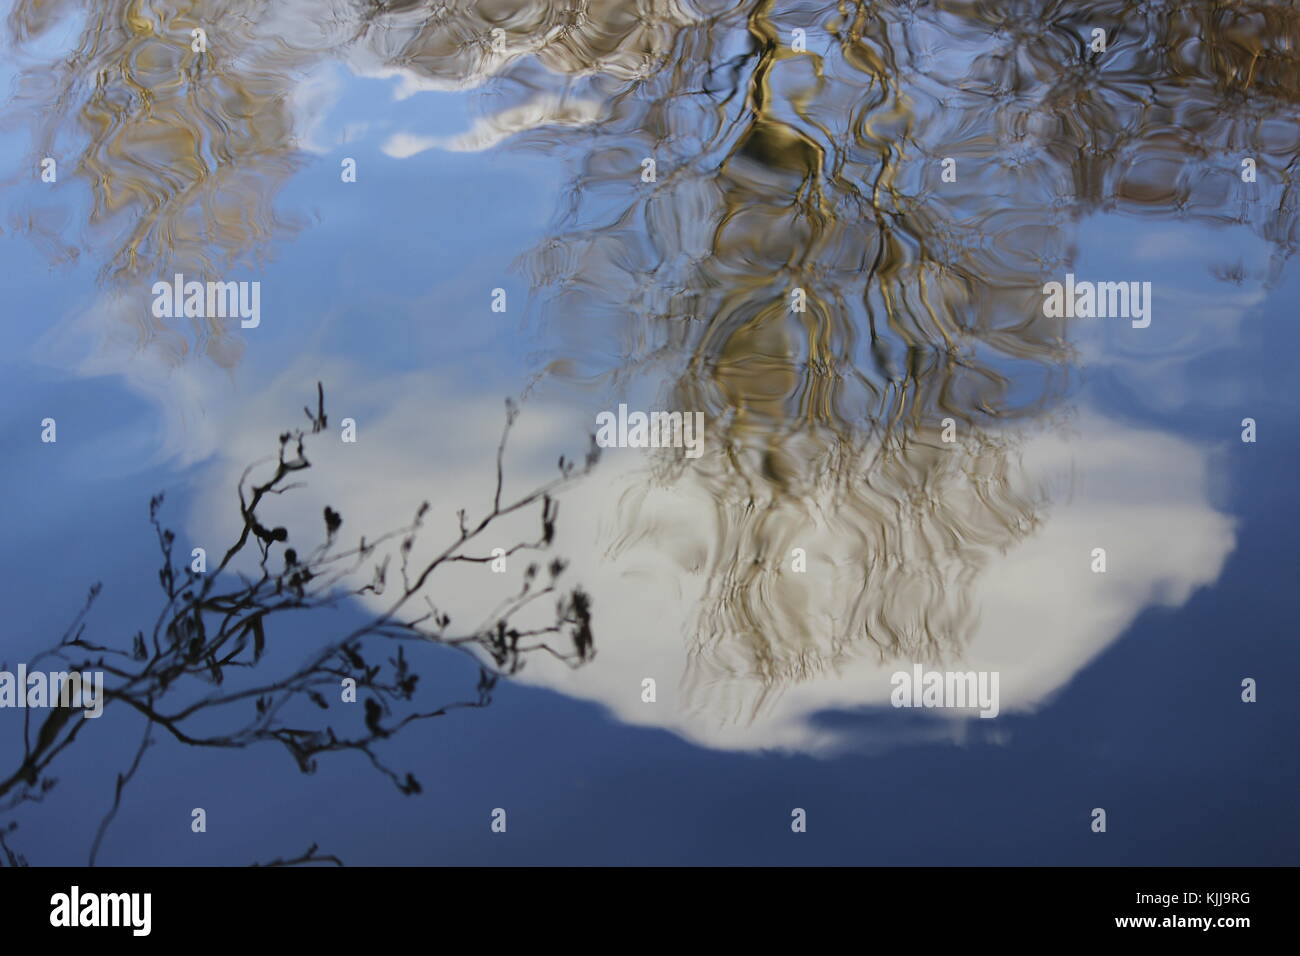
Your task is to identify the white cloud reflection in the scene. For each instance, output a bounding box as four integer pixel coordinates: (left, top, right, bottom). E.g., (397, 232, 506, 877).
(185, 361, 1235, 754)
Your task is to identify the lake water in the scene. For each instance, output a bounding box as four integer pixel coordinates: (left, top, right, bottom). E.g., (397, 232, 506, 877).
(0, 0, 1296, 866)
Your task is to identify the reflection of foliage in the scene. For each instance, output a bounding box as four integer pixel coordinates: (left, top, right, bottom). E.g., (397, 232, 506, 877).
(5, 0, 316, 368)
(0, 386, 598, 866)
(7, 0, 328, 276)
(521, 0, 1300, 434)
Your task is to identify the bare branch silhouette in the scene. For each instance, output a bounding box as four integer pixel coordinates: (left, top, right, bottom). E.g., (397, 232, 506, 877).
(0, 384, 599, 866)
(251, 842, 344, 868)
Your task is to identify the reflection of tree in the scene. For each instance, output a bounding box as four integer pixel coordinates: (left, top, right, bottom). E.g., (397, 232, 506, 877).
(513, 0, 1059, 719)
(610, 414, 1049, 725)
(510, 0, 1300, 719)
(0, 386, 598, 866)
(519, 0, 1300, 424)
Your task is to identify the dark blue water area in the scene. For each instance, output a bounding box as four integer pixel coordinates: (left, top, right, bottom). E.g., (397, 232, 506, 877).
(11, 517, 1296, 867)
(2, 352, 1294, 865)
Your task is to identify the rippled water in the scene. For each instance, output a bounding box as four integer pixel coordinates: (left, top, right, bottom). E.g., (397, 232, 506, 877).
(0, 0, 1296, 864)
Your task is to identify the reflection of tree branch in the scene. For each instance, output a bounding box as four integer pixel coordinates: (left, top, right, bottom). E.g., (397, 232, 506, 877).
(0, 384, 599, 866)
(252, 842, 343, 868)
(87, 719, 152, 868)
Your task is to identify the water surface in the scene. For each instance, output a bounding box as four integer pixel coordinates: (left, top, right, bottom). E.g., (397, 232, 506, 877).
(0, 0, 1296, 866)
